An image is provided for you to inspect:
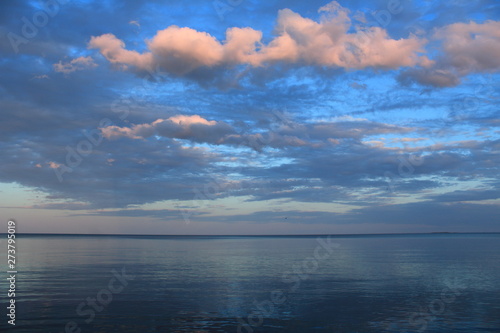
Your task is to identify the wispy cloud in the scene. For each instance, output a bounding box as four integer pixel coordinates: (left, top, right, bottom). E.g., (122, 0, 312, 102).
(53, 56, 97, 74)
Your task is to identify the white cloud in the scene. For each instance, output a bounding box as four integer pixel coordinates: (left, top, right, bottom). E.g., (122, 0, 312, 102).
(129, 20, 140, 28)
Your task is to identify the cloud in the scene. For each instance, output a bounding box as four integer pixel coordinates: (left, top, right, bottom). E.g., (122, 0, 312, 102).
(32, 75, 50, 80)
(436, 20, 500, 74)
(93, 200, 500, 230)
(53, 56, 98, 74)
(101, 115, 235, 143)
(424, 188, 500, 203)
(100, 114, 310, 150)
(129, 20, 140, 28)
(397, 68, 460, 87)
(72, 208, 186, 219)
(88, 1, 430, 80)
(341, 201, 500, 228)
(148, 26, 227, 74)
(1, 0, 499, 234)
(31, 202, 93, 210)
(100, 114, 414, 151)
(350, 82, 367, 90)
(88, 34, 154, 71)
(398, 20, 500, 87)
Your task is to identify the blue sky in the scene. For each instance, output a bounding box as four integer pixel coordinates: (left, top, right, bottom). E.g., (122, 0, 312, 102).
(0, 0, 499, 234)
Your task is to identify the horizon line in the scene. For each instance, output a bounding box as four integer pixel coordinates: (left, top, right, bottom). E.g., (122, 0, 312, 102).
(2, 231, 500, 237)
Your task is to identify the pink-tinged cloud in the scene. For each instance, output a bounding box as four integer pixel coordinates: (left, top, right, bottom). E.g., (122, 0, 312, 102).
(100, 114, 415, 151)
(48, 161, 62, 169)
(436, 20, 500, 73)
(168, 115, 217, 126)
(88, 1, 430, 77)
(100, 116, 309, 151)
(100, 115, 234, 144)
(148, 26, 225, 74)
(53, 56, 97, 74)
(88, 34, 153, 71)
(399, 20, 500, 87)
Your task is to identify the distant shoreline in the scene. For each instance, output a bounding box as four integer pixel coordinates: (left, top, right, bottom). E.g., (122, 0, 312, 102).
(1, 231, 499, 237)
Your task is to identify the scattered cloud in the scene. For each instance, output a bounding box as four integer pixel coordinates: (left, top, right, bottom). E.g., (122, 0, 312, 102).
(89, 1, 431, 81)
(1, 0, 499, 234)
(129, 20, 140, 28)
(53, 56, 98, 74)
(32, 74, 49, 80)
(398, 20, 500, 87)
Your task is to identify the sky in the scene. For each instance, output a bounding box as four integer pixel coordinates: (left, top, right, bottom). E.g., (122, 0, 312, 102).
(0, 0, 499, 235)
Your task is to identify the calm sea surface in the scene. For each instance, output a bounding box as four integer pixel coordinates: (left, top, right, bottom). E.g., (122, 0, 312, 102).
(1, 233, 500, 332)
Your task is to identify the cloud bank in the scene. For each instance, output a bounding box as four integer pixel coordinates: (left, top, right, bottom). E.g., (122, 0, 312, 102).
(1, 0, 499, 234)
(399, 20, 500, 87)
(87, 2, 500, 87)
(88, 2, 430, 78)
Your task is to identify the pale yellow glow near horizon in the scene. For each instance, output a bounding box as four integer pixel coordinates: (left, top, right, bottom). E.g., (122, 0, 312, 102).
(0, 182, 45, 207)
(138, 195, 358, 216)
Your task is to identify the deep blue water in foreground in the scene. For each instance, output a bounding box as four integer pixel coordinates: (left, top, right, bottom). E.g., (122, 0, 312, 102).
(1, 233, 500, 332)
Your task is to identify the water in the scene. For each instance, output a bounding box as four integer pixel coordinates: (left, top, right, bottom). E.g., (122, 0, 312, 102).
(1, 233, 500, 332)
